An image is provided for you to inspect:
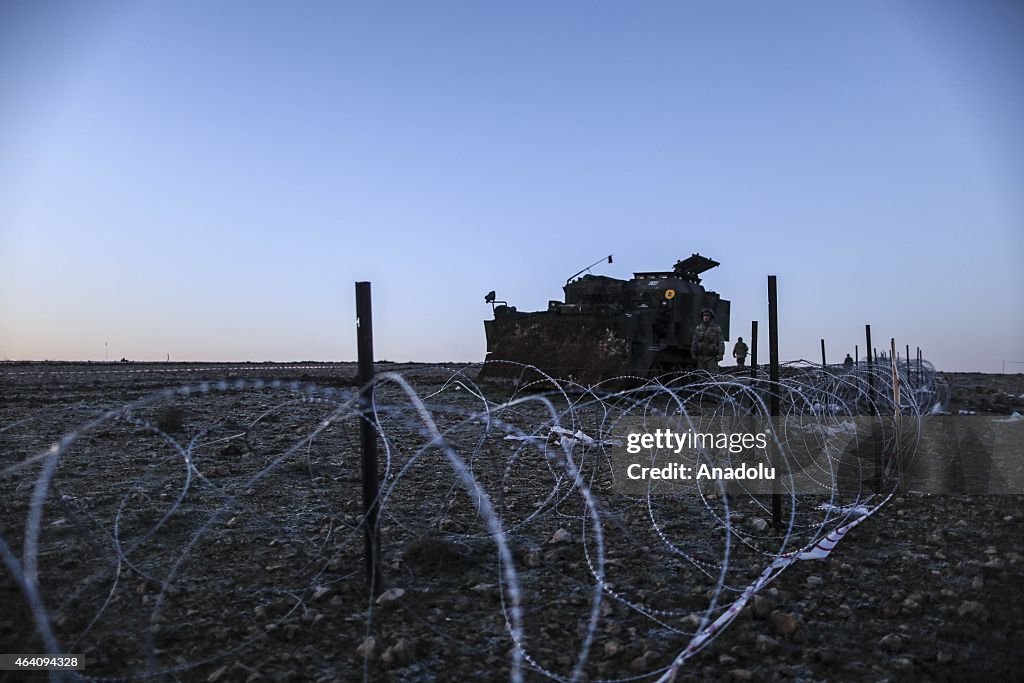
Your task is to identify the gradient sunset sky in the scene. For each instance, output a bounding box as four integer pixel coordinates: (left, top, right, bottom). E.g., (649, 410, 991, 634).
(1, 1, 1021, 371)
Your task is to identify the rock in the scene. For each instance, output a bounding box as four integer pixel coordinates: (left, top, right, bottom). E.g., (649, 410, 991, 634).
(718, 654, 738, 666)
(525, 547, 543, 567)
(375, 587, 405, 605)
(356, 636, 377, 660)
(381, 637, 415, 667)
(438, 517, 461, 532)
(207, 665, 228, 682)
(957, 600, 986, 619)
(756, 634, 779, 654)
(629, 653, 648, 672)
(752, 518, 769, 532)
(936, 650, 953, 664)
(603, 641, 621, 657)
(901, 597, 921, 614)
(770, 611, 799, 636)
(892, 656, 914, 673)
(545, 545, 576, 563)
(982, 558, 1007, 575)
(550, 528, 573, 544)
(682, 613, 704, 629)
(806, 575, 823, 587)
(880, 634, 902, 652)
(752, 595, 773, 619)
(729, 669, 753, 681)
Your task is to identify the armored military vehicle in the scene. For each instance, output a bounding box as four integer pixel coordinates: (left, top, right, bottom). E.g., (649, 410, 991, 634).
(480, 253, 731, 384)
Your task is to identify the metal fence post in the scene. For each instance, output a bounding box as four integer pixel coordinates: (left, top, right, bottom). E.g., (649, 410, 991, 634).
(768, 277, 781, 530)
(865, 325, 880, 490)
(750, 321, 758, 379)
(906, 344, 911, 387)
(356, 282, 383, 595)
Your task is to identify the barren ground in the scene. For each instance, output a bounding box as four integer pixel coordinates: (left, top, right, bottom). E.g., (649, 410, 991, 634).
(1, 363, 1022, 682)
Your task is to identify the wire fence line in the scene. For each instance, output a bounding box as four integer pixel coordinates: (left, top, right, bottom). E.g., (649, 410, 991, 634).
(0, 360, 944, 681)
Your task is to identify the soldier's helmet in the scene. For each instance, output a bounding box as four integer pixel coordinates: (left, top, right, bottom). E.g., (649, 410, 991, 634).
(701, 307, 715, 319)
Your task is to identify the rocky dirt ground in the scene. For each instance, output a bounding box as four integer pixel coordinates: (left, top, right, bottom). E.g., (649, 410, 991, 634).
(942, 372, 1024, 416)
(0, 363, 1022, 682)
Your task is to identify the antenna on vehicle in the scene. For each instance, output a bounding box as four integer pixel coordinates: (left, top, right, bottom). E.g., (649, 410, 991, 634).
(484, 290, 507, 312)
(565, 254, 613, 285)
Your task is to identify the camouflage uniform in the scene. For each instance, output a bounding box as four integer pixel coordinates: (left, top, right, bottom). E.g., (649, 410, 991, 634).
(732, 339, 749, 367)
(691, 308, 725, 370)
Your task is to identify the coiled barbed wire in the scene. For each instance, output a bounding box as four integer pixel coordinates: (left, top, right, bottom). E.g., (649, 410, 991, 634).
(0, 360, 944, 682)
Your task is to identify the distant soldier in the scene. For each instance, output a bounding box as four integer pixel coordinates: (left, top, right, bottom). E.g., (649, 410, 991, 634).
(691, 308, 725, 371)
(732, 337, 749, 367)
(843, 354, 854, 370)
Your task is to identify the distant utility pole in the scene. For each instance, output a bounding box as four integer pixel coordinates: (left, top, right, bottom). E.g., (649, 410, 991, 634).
(105, 342, 108, 362)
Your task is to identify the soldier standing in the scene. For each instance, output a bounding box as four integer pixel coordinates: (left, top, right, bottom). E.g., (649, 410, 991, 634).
(691, 308, 725, 370)
(732, 337, 749, 367)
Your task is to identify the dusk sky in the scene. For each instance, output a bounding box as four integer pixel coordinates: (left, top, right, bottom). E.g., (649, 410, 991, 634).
(1, 1, 1021, 372)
